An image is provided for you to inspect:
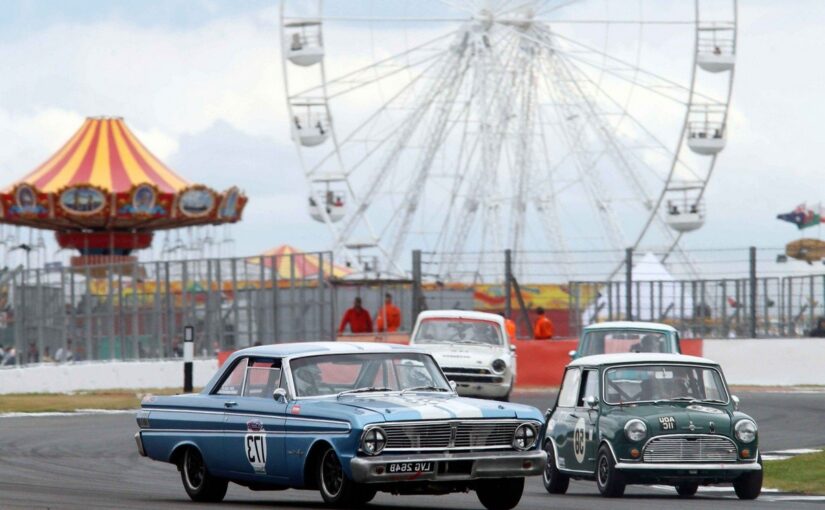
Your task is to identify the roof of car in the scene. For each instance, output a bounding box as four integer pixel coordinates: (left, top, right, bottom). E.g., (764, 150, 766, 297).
(416, 310, 506, 324)
(236, 341, 421, 359)
(569, 353, 717, 367)
(582, 321, 677, 332)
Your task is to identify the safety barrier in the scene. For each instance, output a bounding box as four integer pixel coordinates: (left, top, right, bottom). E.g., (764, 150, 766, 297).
(7, 338, 824, 394)
(0, 359, 217, 395)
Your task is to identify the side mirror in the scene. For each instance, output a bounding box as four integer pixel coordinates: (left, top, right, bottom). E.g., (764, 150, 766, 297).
(509, 344, 516, 352)
(449, 380, 457, 391)
(585, 395, 599, 409)
(731, 395, 740, 411)
(568, 350, 577, 359)
(273, 388, 288, 403)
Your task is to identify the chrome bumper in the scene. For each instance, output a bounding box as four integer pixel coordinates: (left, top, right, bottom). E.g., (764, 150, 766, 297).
(616, 461, 761, 471)
(134, 432, 146, 457)
(350, 450, 546, 484)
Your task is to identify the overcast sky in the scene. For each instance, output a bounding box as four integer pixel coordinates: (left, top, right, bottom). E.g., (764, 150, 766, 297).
(0, 0, 822, 273)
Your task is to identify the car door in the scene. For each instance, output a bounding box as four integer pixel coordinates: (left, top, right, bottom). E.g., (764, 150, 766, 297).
(551, 367, 582, 472)
(220, 357, 289, 481)
(571, 369, 600, 473)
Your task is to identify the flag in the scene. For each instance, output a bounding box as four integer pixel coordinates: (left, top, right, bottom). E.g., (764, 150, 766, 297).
(777, 203, 823, 229)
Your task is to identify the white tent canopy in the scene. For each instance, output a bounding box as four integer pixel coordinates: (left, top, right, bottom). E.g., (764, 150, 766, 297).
(583, 252, 696, 323)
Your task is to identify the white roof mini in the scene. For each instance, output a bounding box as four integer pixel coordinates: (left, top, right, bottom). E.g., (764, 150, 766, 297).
(583, 321, 677, 332)
(569, 352, 717, 367)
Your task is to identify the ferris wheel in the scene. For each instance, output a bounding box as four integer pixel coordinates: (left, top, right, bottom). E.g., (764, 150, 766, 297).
(279, 0, 737, 280)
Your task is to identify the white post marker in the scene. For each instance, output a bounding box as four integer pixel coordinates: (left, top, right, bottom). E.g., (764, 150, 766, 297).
(183, 325, 194, 393)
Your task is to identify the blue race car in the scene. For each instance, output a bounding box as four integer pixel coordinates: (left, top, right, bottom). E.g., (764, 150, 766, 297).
(135, 342, 546, 509)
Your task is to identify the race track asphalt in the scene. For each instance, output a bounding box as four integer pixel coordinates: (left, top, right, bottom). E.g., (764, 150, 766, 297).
(1, 390, 823, 510)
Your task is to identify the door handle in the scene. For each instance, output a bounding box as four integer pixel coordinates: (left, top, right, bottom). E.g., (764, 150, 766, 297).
(569, 413, 579, 419)
(224, 401, 238, 408)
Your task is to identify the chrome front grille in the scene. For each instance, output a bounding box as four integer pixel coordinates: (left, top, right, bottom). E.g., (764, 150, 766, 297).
(442, 367, 504, 384)
(380, 420, 523, 452)
(643, 435, 738, 463)
(442, 367, 493, 375)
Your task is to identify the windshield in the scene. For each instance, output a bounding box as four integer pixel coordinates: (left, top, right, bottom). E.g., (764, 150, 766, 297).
(604, 364, 728, 405)
(289, 352, 451, 397)
(581, 330, 673, 356)
(413, 319, 503, 346)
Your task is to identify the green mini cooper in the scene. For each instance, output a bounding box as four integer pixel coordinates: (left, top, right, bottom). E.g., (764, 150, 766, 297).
(542, 353, 762, 499)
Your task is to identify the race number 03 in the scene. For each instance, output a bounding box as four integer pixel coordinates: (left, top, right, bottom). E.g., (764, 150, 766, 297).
(573, 417, 586, 463)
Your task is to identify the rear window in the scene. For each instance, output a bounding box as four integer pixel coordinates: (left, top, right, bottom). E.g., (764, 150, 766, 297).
(581, 330, 671, 356)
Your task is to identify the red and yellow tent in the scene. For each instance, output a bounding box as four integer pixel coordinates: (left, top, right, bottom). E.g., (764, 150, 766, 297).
(251, 245, 351, 279)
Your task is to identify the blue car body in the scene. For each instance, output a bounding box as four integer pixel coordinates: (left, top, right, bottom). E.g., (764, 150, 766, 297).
(136, 342, 546, 504)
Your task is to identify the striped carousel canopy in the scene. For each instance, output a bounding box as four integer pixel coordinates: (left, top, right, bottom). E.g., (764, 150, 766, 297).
(0, 116, 246, 259)
(15, 116, 188, 193)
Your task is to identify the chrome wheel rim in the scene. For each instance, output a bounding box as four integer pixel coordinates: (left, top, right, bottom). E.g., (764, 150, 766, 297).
(321, 450, 343, 498)
(597, 456, 609, 487)
(184, 450, 205, 490)
(543, 444, 554, 484)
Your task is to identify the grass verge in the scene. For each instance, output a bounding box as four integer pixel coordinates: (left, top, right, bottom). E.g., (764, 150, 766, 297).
(764, 450, 825, 494)
(0, 388, 187, 413)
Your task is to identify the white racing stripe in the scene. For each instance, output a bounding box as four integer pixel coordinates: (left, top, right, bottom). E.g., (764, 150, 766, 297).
(373, 395, 454, 419)
(434, 398, 485, 418)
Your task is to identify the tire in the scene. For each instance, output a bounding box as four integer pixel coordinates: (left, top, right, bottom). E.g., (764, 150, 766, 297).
(675, 482, 699, 497)
(733, 456, 763, 500)
(542, 440, 570, 494)
(595, 444, 626, 498)
(179, 447, 228, 503)
(476, 478, 524, 510)
(317, 446, 375, 507)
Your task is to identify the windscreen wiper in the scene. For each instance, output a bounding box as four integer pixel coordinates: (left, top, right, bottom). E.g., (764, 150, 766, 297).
(401, 385, 450, 395)
(336, 386, 392, 398)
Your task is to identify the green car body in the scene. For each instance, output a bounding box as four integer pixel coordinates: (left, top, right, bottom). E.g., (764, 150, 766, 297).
(542, 353, 763, 499)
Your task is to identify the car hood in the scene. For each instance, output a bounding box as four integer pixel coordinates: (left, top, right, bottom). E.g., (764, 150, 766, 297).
(415, 342, 506, 365)
(333, 392, 524, 421)
(609, 403, 733, 435)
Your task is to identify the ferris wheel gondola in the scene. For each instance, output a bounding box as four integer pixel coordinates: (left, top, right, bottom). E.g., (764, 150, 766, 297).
(280, 0, 738, 280)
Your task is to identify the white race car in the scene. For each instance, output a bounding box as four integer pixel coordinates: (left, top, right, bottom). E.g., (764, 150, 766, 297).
(410, 310, 516, 401)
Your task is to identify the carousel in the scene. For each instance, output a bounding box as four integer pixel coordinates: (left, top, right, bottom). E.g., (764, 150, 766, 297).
(0, 116, 246, 274)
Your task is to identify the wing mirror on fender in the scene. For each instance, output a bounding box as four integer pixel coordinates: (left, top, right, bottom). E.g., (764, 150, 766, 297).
(273, 388, 288, 403)
(568, 350, 577, 359)
(449, 380, 457, 391)
(731, 395, 740, 411)
(509, 344, 516, 352)
(585, 395, 599, 409)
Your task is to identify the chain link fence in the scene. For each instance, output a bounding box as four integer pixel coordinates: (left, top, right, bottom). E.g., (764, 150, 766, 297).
(3, 246, 825, 368)
(3, 252, 336, 366)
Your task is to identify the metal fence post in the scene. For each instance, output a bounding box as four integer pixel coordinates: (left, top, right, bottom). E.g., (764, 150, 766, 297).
(749, 246, 757, 338)
(625, 248, 633, 320)
(504, 250, 513, 320)
(412, 250, 422, 324)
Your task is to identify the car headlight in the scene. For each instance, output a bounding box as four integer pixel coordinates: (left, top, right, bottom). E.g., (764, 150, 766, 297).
(512, 423, 537, 451)
(361, 427, 387, 455)
(735, 419, 757, 444)
(624, 419, 647, 442)
(491, 359, 507, 373)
